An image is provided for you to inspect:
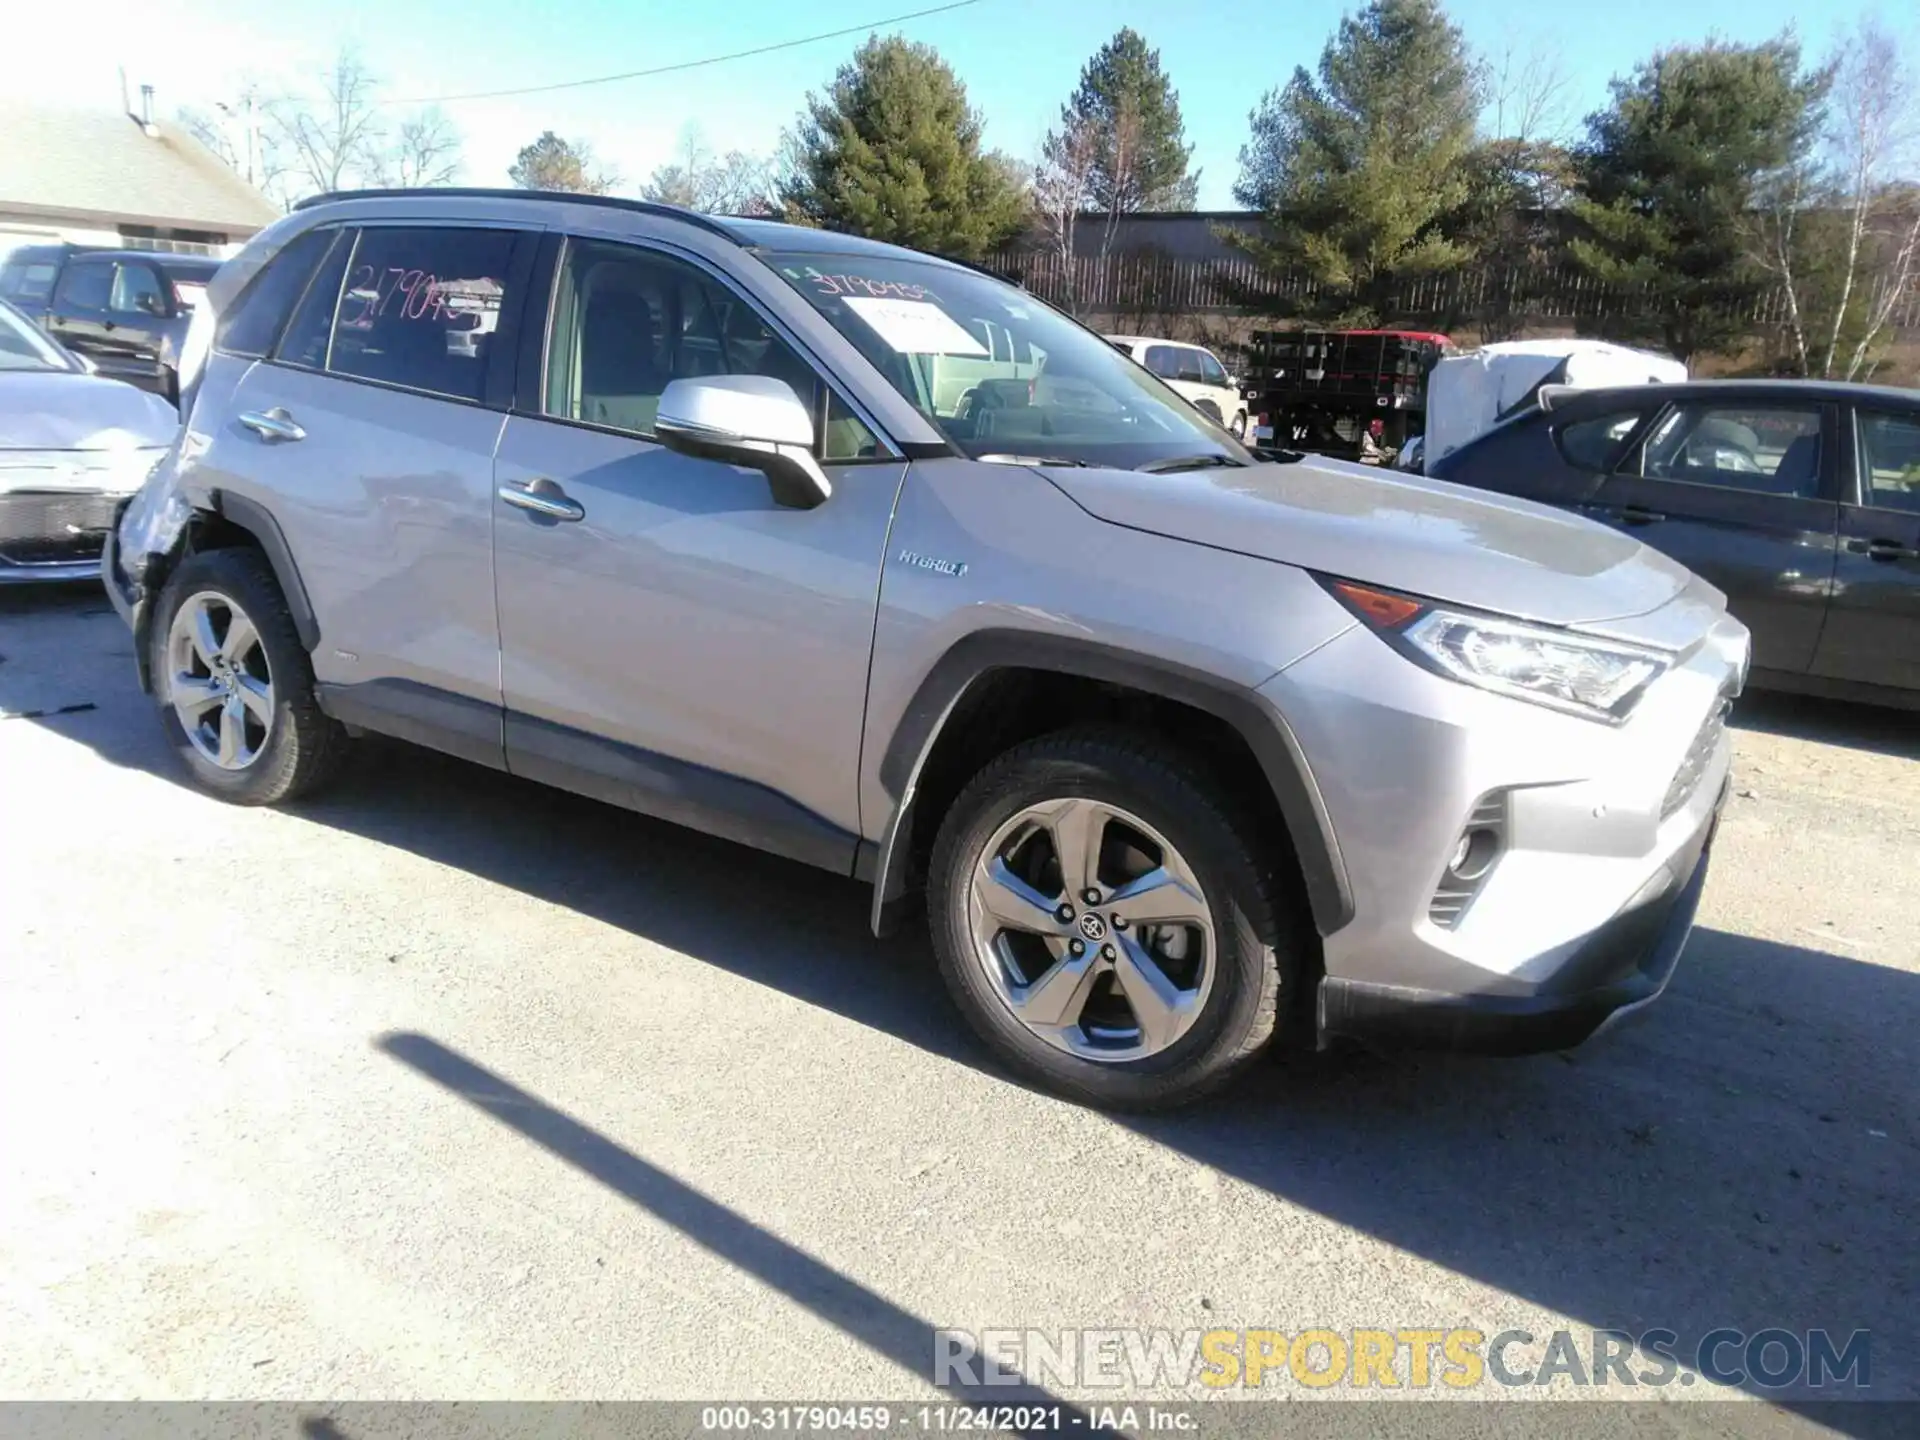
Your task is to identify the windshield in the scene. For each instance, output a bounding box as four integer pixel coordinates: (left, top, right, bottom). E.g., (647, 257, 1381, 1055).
(768, 253, 1251, 469)
(0, 298, 77, 373)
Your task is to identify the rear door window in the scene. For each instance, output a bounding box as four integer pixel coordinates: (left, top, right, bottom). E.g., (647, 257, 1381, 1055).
(325, 227, 515, 403)
(53, 260, 113, 311)
(1632, 404, 1825, 498)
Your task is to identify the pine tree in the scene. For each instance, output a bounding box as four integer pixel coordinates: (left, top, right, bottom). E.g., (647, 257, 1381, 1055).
(508, 132, 615, 195)
(1228, 0, 1481, 325)
(1571, 38, 1829, 362)
(778, 36, 1027, 259)
(1058, 28, 1198, 213)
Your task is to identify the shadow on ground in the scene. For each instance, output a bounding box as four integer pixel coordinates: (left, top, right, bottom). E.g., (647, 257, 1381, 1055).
(5, 583, 1915, 1424)
(1731, 688, 1918, 761)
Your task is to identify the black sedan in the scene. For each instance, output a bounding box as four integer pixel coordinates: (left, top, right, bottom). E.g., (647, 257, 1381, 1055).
(1428, 379, 1920, 708)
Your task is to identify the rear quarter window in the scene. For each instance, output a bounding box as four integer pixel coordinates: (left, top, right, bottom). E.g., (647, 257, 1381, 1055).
(1553, 411, 1646, 471)
(217, 227, 340, 358)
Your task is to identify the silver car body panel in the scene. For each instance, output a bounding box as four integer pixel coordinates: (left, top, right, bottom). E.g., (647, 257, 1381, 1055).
(494, 412, 905, 839)
(107, 189, 1752, 1056)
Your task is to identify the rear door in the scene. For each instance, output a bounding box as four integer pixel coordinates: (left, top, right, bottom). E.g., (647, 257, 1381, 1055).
(192, 222, 536, 761)
(1592, 398, 1840, 674)
(1812, 404, 1920, 693)
(46, 257, 115, 361)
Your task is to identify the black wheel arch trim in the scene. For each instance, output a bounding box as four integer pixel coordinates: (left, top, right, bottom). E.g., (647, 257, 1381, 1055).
(868, 630, 1354, 939)
(208, 490, 321, 652)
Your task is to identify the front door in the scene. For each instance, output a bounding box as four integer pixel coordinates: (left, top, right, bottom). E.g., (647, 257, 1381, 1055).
(492, 235, 902, 867)
(1813, 405, 1920, 693)
(1593, 398, 1840, 675)
(103, 260, 173, 383)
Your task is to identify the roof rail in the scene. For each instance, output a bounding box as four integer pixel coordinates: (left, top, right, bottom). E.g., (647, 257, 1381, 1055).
(292, 187, 748, 245)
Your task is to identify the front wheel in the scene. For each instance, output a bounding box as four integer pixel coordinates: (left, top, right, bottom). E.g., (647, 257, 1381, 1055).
(1231, 411, 1248, 440)
(927, 729, 1294, 1110)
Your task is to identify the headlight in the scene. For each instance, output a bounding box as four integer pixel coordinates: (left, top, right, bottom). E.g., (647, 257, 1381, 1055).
(1324, 579, 1672, 724)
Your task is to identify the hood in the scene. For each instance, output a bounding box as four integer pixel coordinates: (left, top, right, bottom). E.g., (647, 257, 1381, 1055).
(0, 371, 178, 451)
(1039, 455, 1693, 627)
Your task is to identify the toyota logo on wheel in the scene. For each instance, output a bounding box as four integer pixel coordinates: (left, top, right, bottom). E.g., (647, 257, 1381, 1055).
(1078, 912, 1108, 941)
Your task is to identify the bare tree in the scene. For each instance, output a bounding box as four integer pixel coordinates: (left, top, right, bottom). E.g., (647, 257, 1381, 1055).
(1823, 18, 1920, 379)
(180, 84, 290, 206)
(639, 125, 774, 214)
(1486, 38, 1572, 143)
(1034, 114, 1099, 314)
(270, 50, 387, 198)
(1098, 95, 1143, 265)
(379, 107, 462, 188)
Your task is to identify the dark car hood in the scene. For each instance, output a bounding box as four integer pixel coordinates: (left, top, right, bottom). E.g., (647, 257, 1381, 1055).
(0, 371, 178, 450)
(1039, 455, 1694, 627)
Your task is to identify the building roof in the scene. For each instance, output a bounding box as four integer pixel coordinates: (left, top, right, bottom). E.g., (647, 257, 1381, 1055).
(0, 103, 280, 234)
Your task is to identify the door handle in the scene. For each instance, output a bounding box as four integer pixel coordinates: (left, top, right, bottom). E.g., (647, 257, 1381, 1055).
(1849, 537, 1910, 562)
(498, 481, 585, 522)
(1620, 505, 1665, 526)
(238, 407, 306, 443)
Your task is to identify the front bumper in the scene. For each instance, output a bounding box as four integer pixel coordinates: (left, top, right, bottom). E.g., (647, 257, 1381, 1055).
(1318, 786, 1722, 1053)
(0, 488, 129, 584)
(1261, 589, 1747, 1056)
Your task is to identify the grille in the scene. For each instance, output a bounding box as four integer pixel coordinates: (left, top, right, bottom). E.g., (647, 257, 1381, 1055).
(1428, 793, 1507, 929)
(0, 492, 119, 566)
(1662, 701, 1730, 820)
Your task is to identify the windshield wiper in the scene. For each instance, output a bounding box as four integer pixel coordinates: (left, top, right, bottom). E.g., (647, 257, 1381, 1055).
(977, 453, 1093, 467)
(1135, 453, 1247, 474)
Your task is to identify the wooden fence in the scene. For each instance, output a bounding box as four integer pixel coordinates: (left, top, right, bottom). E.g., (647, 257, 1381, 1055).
(983, 245, 1920, 336)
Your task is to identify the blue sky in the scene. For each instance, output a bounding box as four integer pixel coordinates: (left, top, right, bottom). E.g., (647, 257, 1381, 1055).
(14, 0, 1897, 207)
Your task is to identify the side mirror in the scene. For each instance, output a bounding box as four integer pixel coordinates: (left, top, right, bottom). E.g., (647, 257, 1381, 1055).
(654, 375, 831, 510)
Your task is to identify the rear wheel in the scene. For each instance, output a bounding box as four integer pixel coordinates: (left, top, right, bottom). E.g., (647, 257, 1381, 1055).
(151, 548, 348, 804)
(928, 728, 1293, 1110)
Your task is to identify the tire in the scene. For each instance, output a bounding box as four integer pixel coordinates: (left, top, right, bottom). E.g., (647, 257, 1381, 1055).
(150, 546, 348, 805)
(1231, 411, 1248, 440)
(927, 727, 1294, 1110)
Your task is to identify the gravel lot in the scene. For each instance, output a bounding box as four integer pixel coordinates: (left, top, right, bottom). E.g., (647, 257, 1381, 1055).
(1, 583, 1914, 1430)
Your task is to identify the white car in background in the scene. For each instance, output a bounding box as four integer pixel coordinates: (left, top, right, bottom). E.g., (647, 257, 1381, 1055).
(0, 296, 176, 582)
(1105, 335, 1247, 437)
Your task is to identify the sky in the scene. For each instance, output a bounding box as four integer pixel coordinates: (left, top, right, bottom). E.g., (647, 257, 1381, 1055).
(9, 0, 1897, 209)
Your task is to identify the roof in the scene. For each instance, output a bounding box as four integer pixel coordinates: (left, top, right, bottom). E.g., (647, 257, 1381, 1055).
(296, 189, 983, 273)
(0, 104, 280, 234)
(1544, 378, 1920, 411)
(3, 244, 221, 275)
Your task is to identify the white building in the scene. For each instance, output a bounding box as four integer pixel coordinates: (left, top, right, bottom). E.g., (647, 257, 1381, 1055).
(0, 99, 279, 261)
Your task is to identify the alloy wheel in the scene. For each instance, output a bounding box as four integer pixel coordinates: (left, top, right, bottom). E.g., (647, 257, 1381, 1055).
(966, 797, 1216, 1062)
(167, 590, 275, 770)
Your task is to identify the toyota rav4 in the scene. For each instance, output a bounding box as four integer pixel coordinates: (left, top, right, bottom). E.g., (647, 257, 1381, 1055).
(106, 190, 1748, 1108)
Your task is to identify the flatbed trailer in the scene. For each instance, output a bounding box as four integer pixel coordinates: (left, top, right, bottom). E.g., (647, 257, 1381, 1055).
(1240, 329, 1455, 462)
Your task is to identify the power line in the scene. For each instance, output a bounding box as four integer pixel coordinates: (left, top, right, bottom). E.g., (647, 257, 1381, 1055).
(394, 0, 987, 104)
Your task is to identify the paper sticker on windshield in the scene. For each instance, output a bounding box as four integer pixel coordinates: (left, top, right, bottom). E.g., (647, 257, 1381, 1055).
(843, 296, 988, 357)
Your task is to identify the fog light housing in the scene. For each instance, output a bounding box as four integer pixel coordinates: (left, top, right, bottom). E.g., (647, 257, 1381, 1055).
(1429, 795, 1507, 929)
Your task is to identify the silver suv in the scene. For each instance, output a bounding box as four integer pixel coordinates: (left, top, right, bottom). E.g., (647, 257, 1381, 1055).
(106, 190, 1748, 1109)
